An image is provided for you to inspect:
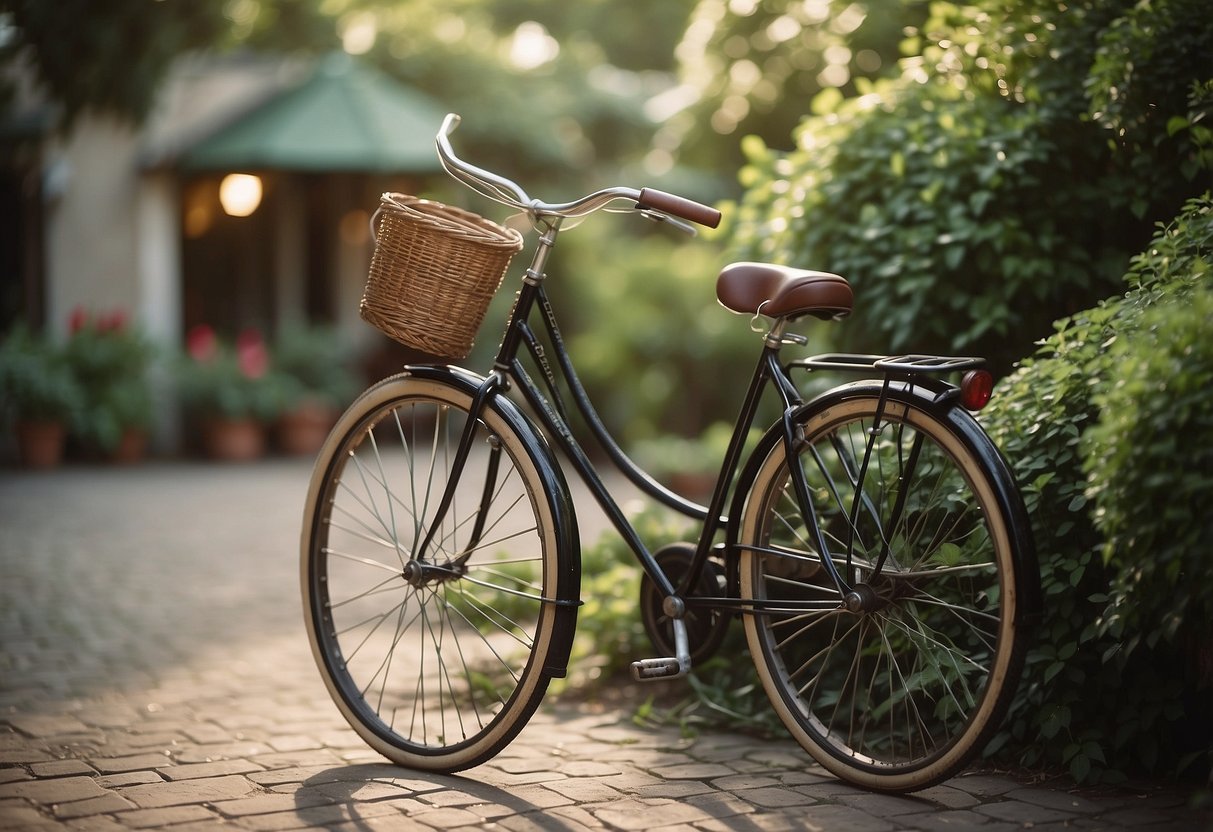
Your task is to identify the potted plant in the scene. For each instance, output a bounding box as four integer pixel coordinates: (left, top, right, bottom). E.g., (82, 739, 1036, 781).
(0, 325, 84, 468)
(62, 307, 156, 463)
(272, 324, 359, 455)
(176, 325, 282, 461)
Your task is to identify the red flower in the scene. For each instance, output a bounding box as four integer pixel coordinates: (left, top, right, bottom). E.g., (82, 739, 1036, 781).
(98, 309, 128, 333)
(187, 324, 218, 362)
(236, 328, 269, 379)
(69, 306, 89, 334)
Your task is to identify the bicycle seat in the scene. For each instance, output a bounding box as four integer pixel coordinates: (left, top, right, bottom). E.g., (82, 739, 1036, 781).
(716, 262, 853, 320)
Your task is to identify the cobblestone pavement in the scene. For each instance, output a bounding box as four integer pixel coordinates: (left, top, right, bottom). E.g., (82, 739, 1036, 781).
(2, 460, 1209, 831)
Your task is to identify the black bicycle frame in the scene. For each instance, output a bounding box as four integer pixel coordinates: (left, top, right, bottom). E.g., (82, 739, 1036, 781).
(413, 232, 965, 616)
(485, 260, 864, 614)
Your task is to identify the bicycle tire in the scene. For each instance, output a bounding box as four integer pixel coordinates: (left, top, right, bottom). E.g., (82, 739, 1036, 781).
(301, 370, 577, 772)
(737, 383, 1033, 792)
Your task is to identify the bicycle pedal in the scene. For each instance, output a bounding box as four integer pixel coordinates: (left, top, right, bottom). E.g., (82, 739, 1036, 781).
(630, 657, 685, 681)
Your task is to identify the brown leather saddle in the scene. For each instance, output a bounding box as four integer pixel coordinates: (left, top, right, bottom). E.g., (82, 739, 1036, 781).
(716, 262, 852, 321)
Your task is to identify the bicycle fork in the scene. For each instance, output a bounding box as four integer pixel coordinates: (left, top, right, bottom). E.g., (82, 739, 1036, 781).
(405, 372, 504, 583)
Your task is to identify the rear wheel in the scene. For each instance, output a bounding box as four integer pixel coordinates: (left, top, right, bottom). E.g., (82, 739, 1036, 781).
(739, 392, 1026, 792)
(301, 374, 563, 771)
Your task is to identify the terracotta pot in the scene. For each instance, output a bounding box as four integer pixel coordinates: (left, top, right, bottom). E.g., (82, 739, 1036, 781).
(276, 402, 337, 456)
(16, 421, 67, 469)
(108, 429, 147, 465)
(201, 418, 265, 462)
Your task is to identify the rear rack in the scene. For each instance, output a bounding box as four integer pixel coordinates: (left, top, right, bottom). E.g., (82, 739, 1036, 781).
(788, 353, 986, 375)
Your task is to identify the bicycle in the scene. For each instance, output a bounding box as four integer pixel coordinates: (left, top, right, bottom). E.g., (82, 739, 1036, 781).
(301, 113, 1041, 794)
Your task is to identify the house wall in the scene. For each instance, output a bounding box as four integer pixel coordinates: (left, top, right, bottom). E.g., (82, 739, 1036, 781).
(44, 115, 146, 338)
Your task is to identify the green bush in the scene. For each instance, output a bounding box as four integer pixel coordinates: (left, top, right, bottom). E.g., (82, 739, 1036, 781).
(725, 0, 1213, 375)
(1084, 285, 1213, 678)
(981, 194, 1212, 783)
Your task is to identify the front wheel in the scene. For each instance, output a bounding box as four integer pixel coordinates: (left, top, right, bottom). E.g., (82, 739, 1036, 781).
(738, 389, 1031, 792)
(301, 372, 572, 772)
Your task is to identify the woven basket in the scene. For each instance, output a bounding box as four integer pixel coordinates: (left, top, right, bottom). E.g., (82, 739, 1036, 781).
(361, 193, 524, 359)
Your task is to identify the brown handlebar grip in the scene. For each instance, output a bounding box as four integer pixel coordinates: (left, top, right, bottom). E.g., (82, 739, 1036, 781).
(637, 188, 722, 229)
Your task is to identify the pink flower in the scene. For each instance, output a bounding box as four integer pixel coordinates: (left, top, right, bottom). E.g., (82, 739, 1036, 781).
(187, 324, 218, 363)
(236, 328, 269, 379)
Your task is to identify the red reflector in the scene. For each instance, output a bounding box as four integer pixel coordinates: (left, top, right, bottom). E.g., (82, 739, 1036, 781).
(960, 370, 994, 411)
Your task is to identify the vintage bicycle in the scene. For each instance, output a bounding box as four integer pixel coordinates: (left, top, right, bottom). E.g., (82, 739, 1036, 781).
(301, 114, 1041, 793)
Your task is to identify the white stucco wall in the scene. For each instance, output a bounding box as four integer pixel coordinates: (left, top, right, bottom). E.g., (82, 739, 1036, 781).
(44, 115, 144, 338)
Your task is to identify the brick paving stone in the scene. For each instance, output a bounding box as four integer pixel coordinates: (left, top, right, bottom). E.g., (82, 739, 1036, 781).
(88, 752, 172, 773)
(836, 791, 936, 817)
(710, 773, 779, 791)
(0, 750, 54, 765)
(949, 774, 1021, 797)
(116, 774, 260, 809)
(117, 804, 219, 828)
(173, 742, 274, 764)
(732, 785, 818, 809)
(211, 791, 334, 817)
(791, 803, 899, 832)
(975, 799, 1076, 825)
(411, 806, 486, 828)
(0, 769, 31, 785)
(632, 780, 717, 800)
(157, 758, 264, 781)
(901, 809, 1021, 832)
(540, 778, 623, 803)
(684, 789, 759, 820)
(0, 774, 110, 803)
(499, 783, 575, 810)
(591, 798, 711, 830)
(51, 792, 137, 819)
(0, 804, 49, 829)
(6, 716, 92, 739)
(28, 760, 96, 778)
(233, 801, 405, 832)
(912, 784, 981, 810)
(95, 771, 164, 789)
(647, 762, 734, 780)
(1005, 786, 1111, 814)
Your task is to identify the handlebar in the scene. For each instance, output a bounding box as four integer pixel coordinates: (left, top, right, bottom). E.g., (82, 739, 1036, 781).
(436, 113, 721, 230)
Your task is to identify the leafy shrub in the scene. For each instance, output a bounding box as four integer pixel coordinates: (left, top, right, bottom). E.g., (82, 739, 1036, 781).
(1084, 285, 1213, 679)
(62, 308, 157, 452)
(981, 194, 1212, 783)
(0, 325, 83, 425)
(726, 0, 1213, 375)
(539, 222, 768, 445)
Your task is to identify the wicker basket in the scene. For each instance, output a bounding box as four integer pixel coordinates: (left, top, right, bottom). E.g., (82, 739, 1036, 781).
(360, 193, 524, 359)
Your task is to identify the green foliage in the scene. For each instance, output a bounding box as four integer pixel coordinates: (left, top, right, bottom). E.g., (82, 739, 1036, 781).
(543, 222, 774, 445)
(727, 0, 1213, 374)
(1086, 0, 1213, 200)
(666, 0, 923, 174)
(0, 325, 83, 424)
(271, 324, 359, 410)
(981, 194, 1212, 783)
(62, 309, 157, 452)
(1, 0, 227, 128)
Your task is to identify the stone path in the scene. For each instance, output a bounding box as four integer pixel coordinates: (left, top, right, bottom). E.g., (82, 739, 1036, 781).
(1, 460, 1208, 830)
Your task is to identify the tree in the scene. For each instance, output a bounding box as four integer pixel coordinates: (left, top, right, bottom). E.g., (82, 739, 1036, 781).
(1, 0, 229, 128)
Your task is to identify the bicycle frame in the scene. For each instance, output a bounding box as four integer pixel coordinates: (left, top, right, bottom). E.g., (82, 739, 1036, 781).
(412, 215, 964, 620)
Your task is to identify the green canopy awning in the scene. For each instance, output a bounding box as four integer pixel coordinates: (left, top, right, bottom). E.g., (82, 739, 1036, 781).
(180, 53, 446, 173)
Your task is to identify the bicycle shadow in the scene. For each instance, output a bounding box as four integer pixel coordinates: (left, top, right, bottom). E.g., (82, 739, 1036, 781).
(293, 763, 579, 830)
